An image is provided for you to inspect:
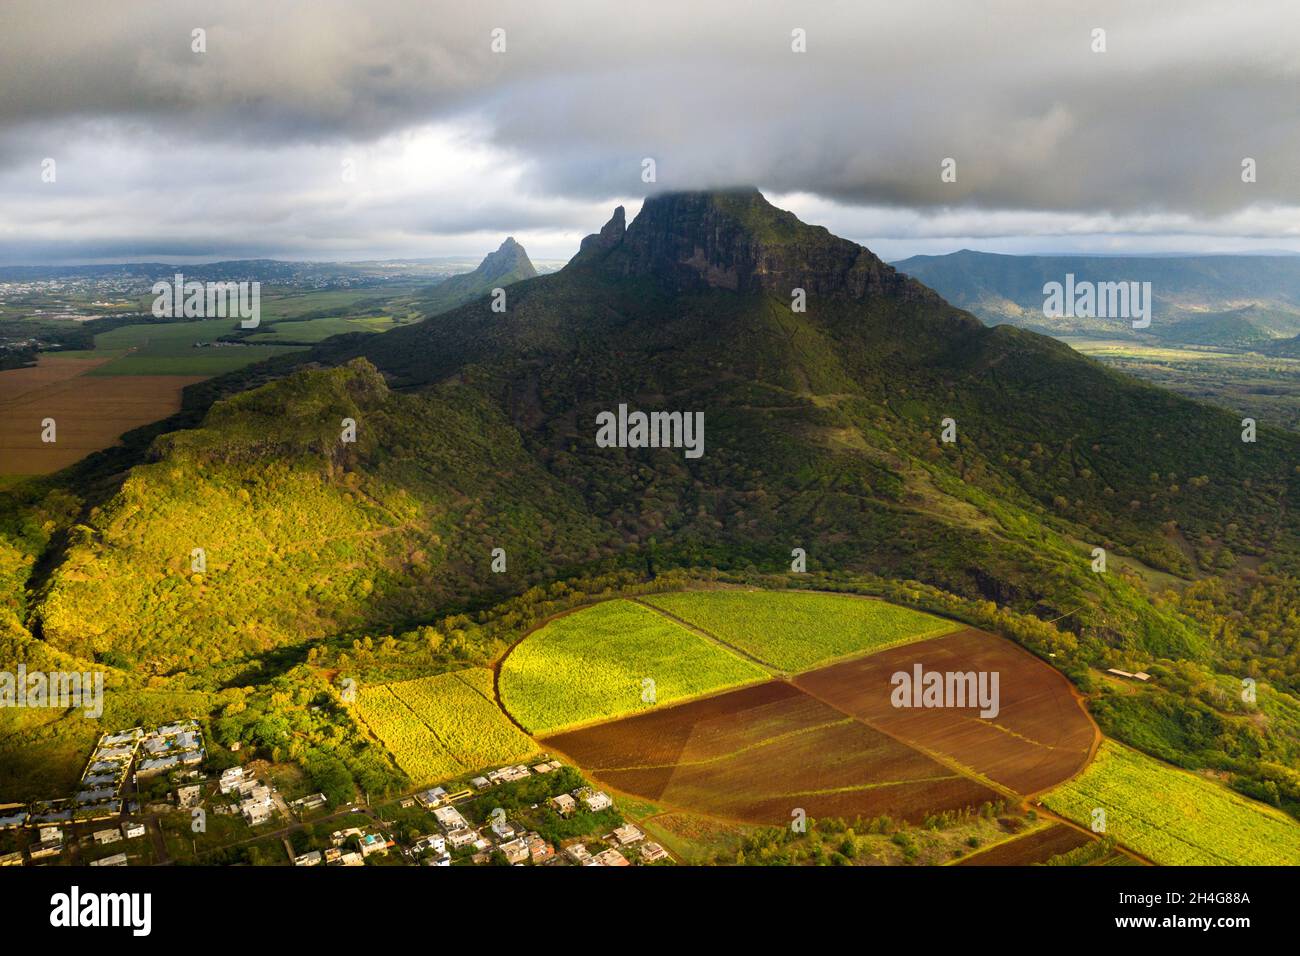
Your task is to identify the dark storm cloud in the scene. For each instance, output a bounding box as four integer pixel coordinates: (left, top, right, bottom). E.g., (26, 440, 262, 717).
(0, 0, 1296, 261)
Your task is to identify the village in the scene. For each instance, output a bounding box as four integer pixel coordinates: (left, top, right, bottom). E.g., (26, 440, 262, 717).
(0, 722, 672, 867)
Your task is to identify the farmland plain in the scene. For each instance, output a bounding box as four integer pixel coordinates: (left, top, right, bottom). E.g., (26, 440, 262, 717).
(793, 627, 1097, 795)
(67, 317, 304, 376)
(954, 822, 1094, 865)
(544, 680, 1000, 825)
(640, 589, 962, 671)
(0, 355, 204, 474)
(1042, 740, 1300, 865)
(498, 599, 770, 734)
(357, 668, 536, 784)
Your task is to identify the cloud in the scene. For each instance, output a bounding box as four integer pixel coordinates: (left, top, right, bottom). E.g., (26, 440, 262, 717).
(0, 0, 1297, 261)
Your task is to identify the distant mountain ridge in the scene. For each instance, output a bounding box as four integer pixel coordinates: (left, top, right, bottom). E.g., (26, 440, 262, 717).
(893, 249, 1300, 345)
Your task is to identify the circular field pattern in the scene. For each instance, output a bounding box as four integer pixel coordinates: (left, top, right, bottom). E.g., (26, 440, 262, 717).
(499, 591, 1099, 826)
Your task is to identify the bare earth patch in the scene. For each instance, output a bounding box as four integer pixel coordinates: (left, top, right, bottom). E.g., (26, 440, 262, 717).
(0, 355, 203, 474)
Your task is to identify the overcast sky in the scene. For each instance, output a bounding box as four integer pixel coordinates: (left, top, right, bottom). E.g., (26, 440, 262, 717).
(1, 0, 1297, 264)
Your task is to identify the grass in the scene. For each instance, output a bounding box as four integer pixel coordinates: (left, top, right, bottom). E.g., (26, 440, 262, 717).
(1042, 740, 1300, 865)
(1059, 335, 1300, 432)
(245, 315, 398, 344)
(498, 599, 769, 734)
(356, 668, 536, 785)
(387, 669, 535, 772)
(67, 318, 304, 375)
(639, 589, 962, 672)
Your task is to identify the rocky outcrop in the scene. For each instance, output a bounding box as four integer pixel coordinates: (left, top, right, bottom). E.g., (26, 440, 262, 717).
(579, 188, 942, 305)
(571, 206, 627, 264)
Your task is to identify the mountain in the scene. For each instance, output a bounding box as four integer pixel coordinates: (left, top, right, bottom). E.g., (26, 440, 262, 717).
(418, 237, 538, 315)
(893, 249, 1300, 343)
(24, 189, 1300, 678)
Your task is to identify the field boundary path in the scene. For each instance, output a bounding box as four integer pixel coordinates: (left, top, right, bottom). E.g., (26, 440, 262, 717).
(631, 597, 780, 673)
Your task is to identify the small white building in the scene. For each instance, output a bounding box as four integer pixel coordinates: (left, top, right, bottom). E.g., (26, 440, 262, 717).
(92, 828, 122, 846)
(218, 766, 246, 794)
(498, 837, 530, 864)
(446, 828, 477, 849)
(564, 843, 593, 865)
(549, 793, 577, 816)
(612, 823, 644, 845)
(640, 842, 669, 863)
(433, 805, 468, 833)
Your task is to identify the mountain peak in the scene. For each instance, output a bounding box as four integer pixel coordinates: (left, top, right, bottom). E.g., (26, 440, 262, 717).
(478, 236, 537, 281)
(419, 236, 537, 315)
(573, 187, 935, 303)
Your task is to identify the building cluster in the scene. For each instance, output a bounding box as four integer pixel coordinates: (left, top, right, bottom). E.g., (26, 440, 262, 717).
(1, 815, 150, 867)
(550, 786, 613, 815)
(419, 799, 559, 867)
(217, 766, 281, 826)
(399, 760, 667, 867)
(71, 721, 206, 821)
(0, 719, 206, 864)
(136, 721, 207, 777)
(297, 827, 394, 866)
(561, 821, 668, 866)
(468, 758, 562, 791)
(0, 743, 675, 867)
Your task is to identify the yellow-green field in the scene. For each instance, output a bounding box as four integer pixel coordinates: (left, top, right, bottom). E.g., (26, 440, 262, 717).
(639, 589, 962, 671)
(356, 668, 536, 784)
(498, 599, 769, 734)
(1042, 741, 1300, 865)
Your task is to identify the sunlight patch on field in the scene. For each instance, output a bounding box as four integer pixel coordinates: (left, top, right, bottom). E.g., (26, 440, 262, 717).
(1042, 740, 1300, 865)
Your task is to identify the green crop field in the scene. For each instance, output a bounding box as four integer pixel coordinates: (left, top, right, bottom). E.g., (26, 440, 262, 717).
(1042, 741, 1300, 865)
(59, 317, 304, 375)
(640, 589, 962, 672)
(498, 599, 769, 734)
(357, 669, 536, 784)
(388, 669, 536, 771)
(246, 314, 399, 344)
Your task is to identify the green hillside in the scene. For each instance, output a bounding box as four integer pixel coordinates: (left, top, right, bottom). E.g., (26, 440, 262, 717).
(25, 191, 1300, 672)
(5, 189, 1300, 816)
(33, 359, 612, 673)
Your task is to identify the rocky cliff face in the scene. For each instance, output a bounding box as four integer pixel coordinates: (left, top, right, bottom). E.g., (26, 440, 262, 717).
(573, 205, 626, 262)
(573, 188, 939, 304)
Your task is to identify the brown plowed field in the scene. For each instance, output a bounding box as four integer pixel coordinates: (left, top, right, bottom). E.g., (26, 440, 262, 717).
(0, 356, 202, 474)
(793, 628, 1096, 795)
(544, 680, 999, 825)
(956, 823, 1094, 865)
